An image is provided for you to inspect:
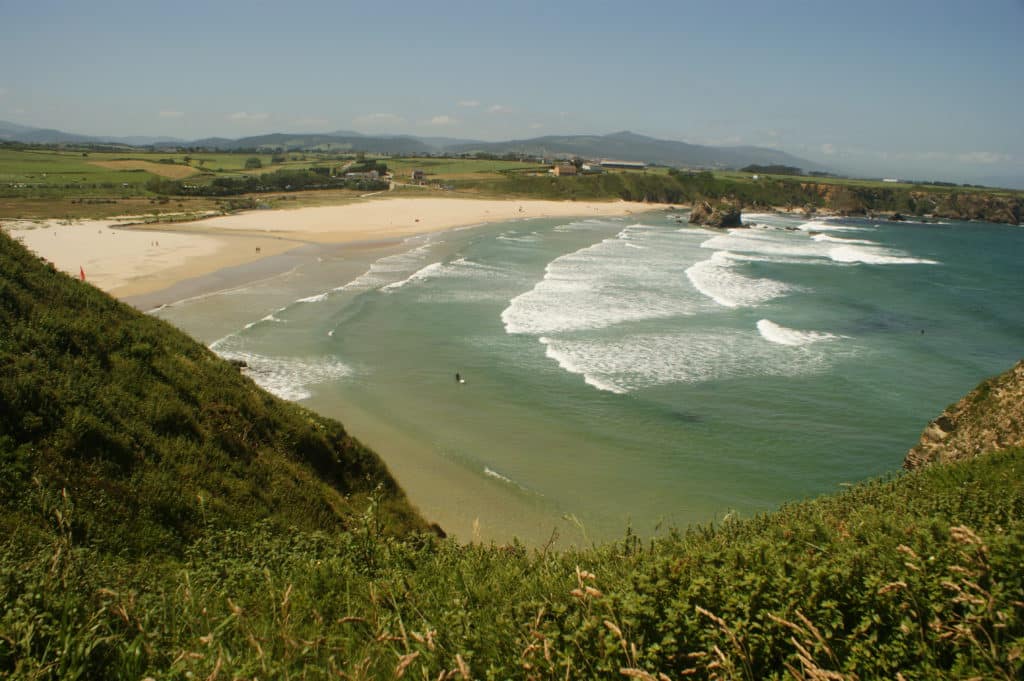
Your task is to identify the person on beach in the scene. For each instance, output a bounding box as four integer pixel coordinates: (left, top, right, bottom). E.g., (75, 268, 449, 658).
(455, 372, 461, 383)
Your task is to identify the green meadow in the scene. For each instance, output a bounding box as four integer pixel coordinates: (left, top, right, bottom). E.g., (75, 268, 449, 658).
(0, 146, 1020, 224)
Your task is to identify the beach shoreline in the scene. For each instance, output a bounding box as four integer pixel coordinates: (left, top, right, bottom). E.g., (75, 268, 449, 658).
(3, 196, 664, 307)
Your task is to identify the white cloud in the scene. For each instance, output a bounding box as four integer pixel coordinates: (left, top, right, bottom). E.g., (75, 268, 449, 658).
(228, 111, 269, 122)
(294, 117, 329, 128)
(703, 135, 742, 146)
(488, 104, 510, 114)
(457, 99, 480, 107)
(428, 115, 458, 126)
(158, 110, 184, 118)
(957, 151, 1011, 164)
(353, 112, 405, 127)
(820, 143, 836, 155)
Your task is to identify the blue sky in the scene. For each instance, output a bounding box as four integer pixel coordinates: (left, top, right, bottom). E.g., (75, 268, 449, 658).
(1, 0, 1021, 184)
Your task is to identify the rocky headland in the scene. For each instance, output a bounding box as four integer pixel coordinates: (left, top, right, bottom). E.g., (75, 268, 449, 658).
(795, 183, 1022, 225)
(688, 200, 744, 228)
(905, 360, 1024, 469)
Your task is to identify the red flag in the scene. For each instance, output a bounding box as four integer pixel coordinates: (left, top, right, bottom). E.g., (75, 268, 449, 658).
(79, 266, 86, 281)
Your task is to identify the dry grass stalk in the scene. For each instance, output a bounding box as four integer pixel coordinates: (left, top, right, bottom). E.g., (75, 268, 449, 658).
(696, 606, 754, 681)
(767, 612, 851, 681)
(394, 651, 420, 678)
(455, 653, 470, 680)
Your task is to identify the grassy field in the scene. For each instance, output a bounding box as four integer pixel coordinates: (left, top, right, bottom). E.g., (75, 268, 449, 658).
(1, 147, 1020, 222)
(386, 156, 548, 180)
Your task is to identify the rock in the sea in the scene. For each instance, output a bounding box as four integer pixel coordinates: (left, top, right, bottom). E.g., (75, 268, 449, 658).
(688, 200, 744, 228)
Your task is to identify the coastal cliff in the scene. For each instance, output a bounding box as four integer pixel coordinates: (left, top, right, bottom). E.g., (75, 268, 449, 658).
(804, 183, 1023, 225)
(905, 360, 1024, 469)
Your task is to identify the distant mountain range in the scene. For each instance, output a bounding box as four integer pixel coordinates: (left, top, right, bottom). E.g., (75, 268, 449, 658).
(0, 120, 823, 172)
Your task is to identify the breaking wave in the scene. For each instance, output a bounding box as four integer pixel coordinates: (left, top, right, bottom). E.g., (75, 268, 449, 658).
(756, 319, 843, 346)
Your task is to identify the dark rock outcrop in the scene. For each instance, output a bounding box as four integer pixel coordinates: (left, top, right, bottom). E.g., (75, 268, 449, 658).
(689, 201, 744, 228)
(905, 360, 1024, 469)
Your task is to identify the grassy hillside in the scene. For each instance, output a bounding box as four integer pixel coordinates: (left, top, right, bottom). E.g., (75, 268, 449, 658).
(2, 447, 1021, 679)
(1, 218, 1023, 679)
(0, 230, 427, 558)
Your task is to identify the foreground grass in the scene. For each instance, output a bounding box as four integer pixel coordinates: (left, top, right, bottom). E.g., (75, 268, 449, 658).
(3, 448, 1022, 679)
(0, 230, 426, 558)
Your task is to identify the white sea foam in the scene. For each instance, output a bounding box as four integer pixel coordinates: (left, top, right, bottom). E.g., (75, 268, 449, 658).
(796, 220, 868, 233)
(540, 336, 628, 394)
(700, 229, 830, 260)
(497, 231, 542, 244)
(553, 218, 622, 232)
(699, 227, 937, 267)
(502, 228, 707, 334)
(810, 233, 877, 245)
(296, 292, 329, 303)
(756, 319, 843, 346)
(828, 245, 939, 265)
(540, 330, 846, 394)
(239, 308, 287, 330)
(212, 348, 352, 401)
(685, 251, 794, 308)
(334, 241, 438, 292)
(381, 261, 446, 292)
(483, 466, 515, 484)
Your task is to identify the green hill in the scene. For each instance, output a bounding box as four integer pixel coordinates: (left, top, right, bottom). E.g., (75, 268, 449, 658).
(0, 230, 427, 558)
(1, 229, 1022, 679)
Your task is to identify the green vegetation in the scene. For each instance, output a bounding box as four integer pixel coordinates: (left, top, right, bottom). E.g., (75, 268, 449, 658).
(1, 229, 1023, 678)
(386, 157, 548, 179)
(0, 231, 426, 559)
(1, 145, 1020, 224)
(740, 164, 803, 176)
(145, 169, 388, 197)
(451, 168, 1021, 223)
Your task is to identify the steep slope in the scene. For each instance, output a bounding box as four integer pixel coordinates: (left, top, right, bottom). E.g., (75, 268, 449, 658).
(0, 231, 427, 556)
(905, 360, 1024, 468)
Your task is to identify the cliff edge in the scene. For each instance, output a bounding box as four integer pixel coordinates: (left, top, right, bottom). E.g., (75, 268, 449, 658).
(905, 360, 1024, 469)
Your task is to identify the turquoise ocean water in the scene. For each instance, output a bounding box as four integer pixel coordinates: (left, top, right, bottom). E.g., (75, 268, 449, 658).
(155, 211, 1024, 543)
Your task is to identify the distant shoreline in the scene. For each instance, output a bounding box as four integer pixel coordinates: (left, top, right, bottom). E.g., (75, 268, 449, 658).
(3, 196, 664, 307)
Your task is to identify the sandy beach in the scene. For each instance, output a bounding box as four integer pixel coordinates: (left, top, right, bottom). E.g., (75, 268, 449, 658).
(3, 197, 658, 302)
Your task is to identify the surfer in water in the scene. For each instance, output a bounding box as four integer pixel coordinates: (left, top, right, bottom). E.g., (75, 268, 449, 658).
(455, 371, 462, 383)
